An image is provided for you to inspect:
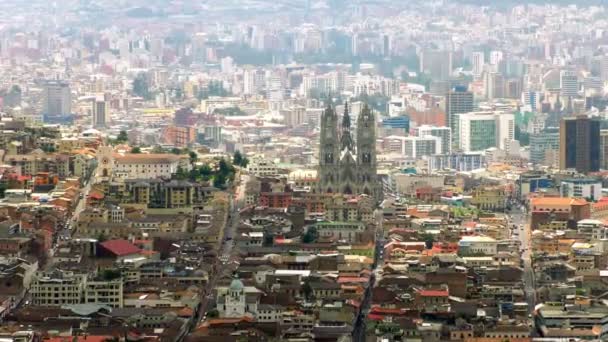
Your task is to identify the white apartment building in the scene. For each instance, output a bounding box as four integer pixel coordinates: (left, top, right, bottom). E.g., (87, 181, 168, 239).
(113, 154, 183, 179)
(458, 236, 498, 255)
(383, 136, 441, 158)
(246, 156, 278, 177)
(30, 270, 123, 308)
(416, 125, 452, 154)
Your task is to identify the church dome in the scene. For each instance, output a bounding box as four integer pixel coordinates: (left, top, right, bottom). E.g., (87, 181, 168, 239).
(229, 277, 244, 292)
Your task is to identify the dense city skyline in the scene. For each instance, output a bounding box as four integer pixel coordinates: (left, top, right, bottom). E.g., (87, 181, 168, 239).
(2, 1, 608, 342)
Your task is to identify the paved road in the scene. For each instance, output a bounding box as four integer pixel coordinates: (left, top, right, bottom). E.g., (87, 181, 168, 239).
(352, 209, 383, 341)
(510, 205, 536, 313)
(191, 173, 247, 327)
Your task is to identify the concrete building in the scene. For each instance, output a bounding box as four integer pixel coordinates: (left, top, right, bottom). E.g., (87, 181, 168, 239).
(559, 116, 601, 173)
(383, 136, 441, 158)
(530, 128, 559, 165)
(601, 129, 608, 170)
(458, 236, 498, 256)
(472, 51, 485, 77)
(30, 270, 123, 308)
(445, 86, 474, 148)
(560, 70, 579, 97)
(42, 80, 71, 118)
(92, 99, 108, 128)
(560, 178, 602, 201)
(416, 125, 452, 154)
(426, 152, 485, 172)
(458, 111, 514, 152)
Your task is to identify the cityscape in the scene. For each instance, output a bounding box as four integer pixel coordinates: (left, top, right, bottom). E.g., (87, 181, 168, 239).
(3, 0, 608, 341)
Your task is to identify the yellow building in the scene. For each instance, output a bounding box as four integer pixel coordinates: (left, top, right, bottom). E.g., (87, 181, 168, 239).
(470, 186, 506, 211)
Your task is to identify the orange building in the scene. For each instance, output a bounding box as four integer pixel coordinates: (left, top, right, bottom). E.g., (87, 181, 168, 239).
(162, 125, 196, 147)
(530, 197, 590, 229)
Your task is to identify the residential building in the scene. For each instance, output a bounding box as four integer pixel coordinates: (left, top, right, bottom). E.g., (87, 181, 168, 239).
(416, 125, 451, 154)
(560, 178, 602, 201)
(530, 128, 559, 165)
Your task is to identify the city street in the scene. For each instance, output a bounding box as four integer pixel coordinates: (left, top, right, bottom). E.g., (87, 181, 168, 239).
(510, 205, 536, 313)
(191, 173, 247, 327)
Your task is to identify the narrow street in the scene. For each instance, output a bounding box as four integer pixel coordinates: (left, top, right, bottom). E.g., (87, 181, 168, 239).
(190, 173, 247, 330)
(510, 205, 536, 313)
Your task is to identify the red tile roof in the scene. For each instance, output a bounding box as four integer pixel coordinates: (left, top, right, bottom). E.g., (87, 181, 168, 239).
(418, 290, 449, 297)
(100, 239, 141, 256)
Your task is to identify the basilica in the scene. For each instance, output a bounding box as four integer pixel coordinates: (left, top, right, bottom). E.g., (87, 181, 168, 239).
(316, 102, 382, 202)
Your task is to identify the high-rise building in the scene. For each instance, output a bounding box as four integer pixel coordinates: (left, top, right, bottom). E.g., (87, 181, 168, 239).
(92, 99, 108, 128)
(529, 128, 559, 165)
(560, 70, 579, 97)
(416, 125, 452, 154)
(599, 129, 608, 170)
(485, 72, 504, 100)
(43, 80, 71, 118)
(458, 111, 514, 152)
(559, 116, 601, 173)
(490, 50, 503, 66)
(420, 49, 453, 81)
(317, 103, 381, 202)
(445, 86, 474, 148)
(472, 51, 485, 77)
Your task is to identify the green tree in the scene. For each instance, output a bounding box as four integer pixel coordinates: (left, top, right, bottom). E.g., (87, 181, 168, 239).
(175, 166, 188, 180)
(302, 226, 318, 243)
(189, 151, 198, 165)
(170, 147, 181, 155)
(96, 232, 107, 242)
(218, 158, 233, 177)
(302, 279, 314, 300)
(207, 309, 219, 318)
(421, 234, 435, 249)
(132, 73, 151, 99)
(130, 147, 141, 154)
(213, 174, 226, 188)
(233, 151, 243, 166)
(199, 164, 212, 181)
(241, 157, 249, 168)
(115, 130, 128, 144)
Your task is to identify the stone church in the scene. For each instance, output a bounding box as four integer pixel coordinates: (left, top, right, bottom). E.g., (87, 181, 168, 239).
(316, 102, 382, 202)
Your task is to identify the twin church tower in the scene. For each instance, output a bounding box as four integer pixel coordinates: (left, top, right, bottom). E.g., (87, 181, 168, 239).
(317, 102, 382, 202)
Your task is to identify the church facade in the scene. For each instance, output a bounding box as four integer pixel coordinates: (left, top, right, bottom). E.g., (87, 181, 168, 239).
(317, 102, 382, 202)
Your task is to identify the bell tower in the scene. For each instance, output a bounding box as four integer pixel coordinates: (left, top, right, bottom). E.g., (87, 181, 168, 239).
(96, 145, 114, 180)
(317, 103, 339, 194)
(356, 104, 381, 201)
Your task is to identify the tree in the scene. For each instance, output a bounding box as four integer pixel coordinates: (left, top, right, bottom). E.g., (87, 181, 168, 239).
(96, 232, 107, 242)
(241, 157, 249, 168)
(115, 130, 128, 144)
(213, 174, 226, 188)
(218, 158, 233, 177)
(199, 164, 212, 181)
(175, 166, 188, 180)
(302, 279, 314, 300)
(207, 309, 219, 318)
(189, 151, 198, 165)
(130, 147, 142, 154)
(421, 234, 435, 249)
(302, 226, 318, 243)
(233, 151, 243, 166)
(170, 147, 181, 155)
(132, 73, 151, 99)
